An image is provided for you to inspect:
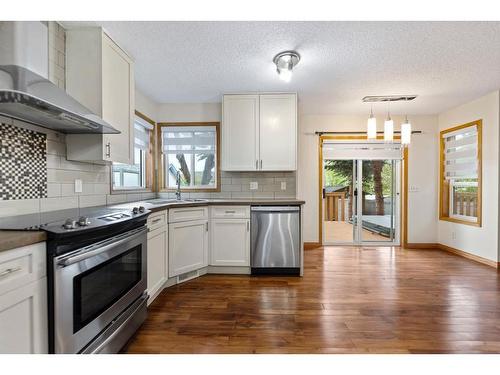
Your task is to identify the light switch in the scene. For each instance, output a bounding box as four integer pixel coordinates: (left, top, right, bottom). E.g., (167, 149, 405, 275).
(281, 181, 287, 190)
(409, 186, 419, 192)
(250, 181, 258, 190)
(75, 179, 83, 193)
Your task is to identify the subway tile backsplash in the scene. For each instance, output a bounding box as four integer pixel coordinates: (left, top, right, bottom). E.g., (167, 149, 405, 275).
(157, 171, 297, 200)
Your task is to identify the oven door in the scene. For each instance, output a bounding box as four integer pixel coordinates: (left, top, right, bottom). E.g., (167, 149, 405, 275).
(53, 226, 147, 354)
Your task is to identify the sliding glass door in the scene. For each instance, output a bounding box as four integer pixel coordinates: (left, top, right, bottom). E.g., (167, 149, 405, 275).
(322, 142, 401, 246)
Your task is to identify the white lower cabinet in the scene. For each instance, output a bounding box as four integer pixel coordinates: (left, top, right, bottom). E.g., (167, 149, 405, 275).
(0, 242, 47, 354)
(147, 230, 168, 303)
(169, 219, 208, 277)
(146, 211, 168, 304)
(210, 219, 250, 266)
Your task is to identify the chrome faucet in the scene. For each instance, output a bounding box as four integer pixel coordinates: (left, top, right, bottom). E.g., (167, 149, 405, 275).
(175, 171, 182, 200)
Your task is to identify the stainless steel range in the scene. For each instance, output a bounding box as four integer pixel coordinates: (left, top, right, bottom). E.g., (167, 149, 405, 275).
(42, 206, 150, 354)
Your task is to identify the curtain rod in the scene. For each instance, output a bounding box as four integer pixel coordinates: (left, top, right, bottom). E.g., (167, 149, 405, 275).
(315, 130, 423, 136)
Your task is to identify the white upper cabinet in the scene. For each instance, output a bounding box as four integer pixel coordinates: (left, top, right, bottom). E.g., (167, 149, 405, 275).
(222, 94, 259, 171)
(259, 94, 297, 171)
(222, 93, 297, 171)
(65, 28, 135, 164)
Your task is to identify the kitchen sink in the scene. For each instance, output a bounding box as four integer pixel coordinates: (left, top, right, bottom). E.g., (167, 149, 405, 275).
(145, 199, 181, 205)
(145, 198, 207, 205)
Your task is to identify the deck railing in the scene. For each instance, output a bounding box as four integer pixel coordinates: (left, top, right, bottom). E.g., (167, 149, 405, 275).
(453, 191, 478, 217)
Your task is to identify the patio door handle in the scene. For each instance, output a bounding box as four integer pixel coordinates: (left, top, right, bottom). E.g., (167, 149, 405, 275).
(322, 188, 325, 199)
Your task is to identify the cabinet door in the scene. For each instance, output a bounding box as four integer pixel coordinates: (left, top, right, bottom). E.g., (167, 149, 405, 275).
(259, 94, 297, 171)
(222, 95, 259, 171)
(147, 229, 168, 302)
(210, 219, 250, 266)
(102, 33, 134, 164)
(169, 220, 208, 277)
(0, 278, 48, 354)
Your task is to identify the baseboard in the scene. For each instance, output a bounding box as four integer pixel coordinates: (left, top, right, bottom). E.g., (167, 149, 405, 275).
(304, 242, 321, 250)
(404, 243, 440, 249)
(437, 244, 499, 269)
(404, 243, 498, 269)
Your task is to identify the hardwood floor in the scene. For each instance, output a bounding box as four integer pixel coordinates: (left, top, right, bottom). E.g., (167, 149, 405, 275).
(124, 246, 500, 354)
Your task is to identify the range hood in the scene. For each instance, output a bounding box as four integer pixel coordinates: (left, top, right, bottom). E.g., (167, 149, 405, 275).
(0, 22, 119, 134)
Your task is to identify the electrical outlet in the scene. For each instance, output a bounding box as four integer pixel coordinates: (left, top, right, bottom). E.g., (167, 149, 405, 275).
(451, 231, 457, 240)
(281, 181, 287, 190)
(250, 181, 258, 190)
(74, 179, 83, 193)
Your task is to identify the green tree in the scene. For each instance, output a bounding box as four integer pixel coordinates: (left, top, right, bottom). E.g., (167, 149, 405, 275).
(324, 160, 389, 215)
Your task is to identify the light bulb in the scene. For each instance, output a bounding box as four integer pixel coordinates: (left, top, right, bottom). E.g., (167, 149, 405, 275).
(384, 117, 394, 142)
(278, 68, 292, 82)
(367, 115, 377, 139)
(401, 118, 412, 145)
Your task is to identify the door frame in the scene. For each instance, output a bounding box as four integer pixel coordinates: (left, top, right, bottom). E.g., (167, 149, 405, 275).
(318, 135, 409, 247)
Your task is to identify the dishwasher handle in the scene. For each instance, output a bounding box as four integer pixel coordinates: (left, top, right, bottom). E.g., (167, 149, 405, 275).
(251, 206, 300, 212)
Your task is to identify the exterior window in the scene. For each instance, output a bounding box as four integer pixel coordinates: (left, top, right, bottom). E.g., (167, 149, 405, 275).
(439, 120, 482, 226)
(112, 114, 154, 191)
(158, 123, 220, 191)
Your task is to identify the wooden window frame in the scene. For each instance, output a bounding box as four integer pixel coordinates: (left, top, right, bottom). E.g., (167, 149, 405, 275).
(439, 119, 482, 227)
(110, 110, 156, 194)
(156, 122, 221, 193)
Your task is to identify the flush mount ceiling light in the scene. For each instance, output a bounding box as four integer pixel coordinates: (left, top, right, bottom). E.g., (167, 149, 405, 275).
(273, 50, 300, 82)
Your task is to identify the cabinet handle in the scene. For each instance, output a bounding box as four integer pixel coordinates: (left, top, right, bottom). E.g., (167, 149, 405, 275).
(206, 222, 209, 232)
(0, 266, 21, 279)
(255, 160, 258, 170)
(105, 142, 111, 158)
(151, 218, 162, 224)
(225, 210, 236, 214)
(260, 160, 263, 169)
(247, 221, 250, 232)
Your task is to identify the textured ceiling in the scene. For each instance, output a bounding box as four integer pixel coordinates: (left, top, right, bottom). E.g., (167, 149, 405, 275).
(62, 21, 500, 115)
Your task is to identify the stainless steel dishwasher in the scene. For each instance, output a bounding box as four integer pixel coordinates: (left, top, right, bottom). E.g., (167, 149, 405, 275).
(250, 206, 300, 275)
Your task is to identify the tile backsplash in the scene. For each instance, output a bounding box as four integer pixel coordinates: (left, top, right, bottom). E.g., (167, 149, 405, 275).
(0, 116, 155, 218)
(0, 123, 47, 200)
(158, 170, 296, 200)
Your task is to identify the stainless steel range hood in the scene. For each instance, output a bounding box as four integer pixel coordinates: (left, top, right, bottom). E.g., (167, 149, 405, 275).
(0, 22, 119, 134)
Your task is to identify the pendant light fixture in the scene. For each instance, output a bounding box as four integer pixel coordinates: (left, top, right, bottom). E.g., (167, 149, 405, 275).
(273, 51, 300, 82)
(401, 114, 412, 145)
(367, 105, 377, 139)
(384, 102, 394, 142)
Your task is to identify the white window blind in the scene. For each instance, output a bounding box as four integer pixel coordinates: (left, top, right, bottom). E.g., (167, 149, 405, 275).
(323, 142, 403, 160)
(442, 125, 478, 180)
(162, 126, 216, 154)
(134, 117, 154, 152)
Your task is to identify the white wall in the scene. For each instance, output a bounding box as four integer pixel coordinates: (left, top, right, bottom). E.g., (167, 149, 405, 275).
(437, 91, 500, 262)
(298, 114, 439, 243)
(157, 103, 221, 122)
(135, 89, 159, 122)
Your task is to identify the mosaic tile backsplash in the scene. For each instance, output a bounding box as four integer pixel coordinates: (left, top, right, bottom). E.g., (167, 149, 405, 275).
(0, 123, 48, 200)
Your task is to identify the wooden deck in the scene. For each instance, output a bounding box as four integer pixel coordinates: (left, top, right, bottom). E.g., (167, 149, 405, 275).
(124, 246, 500, 354)
(324, 220, 387, 242)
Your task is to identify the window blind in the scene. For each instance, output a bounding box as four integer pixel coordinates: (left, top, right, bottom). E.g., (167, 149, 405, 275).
(134, 116, 154, 151)
(162, 126, 216, 155)
(442, 125, 478, 180)
(322, 142, 403, 160)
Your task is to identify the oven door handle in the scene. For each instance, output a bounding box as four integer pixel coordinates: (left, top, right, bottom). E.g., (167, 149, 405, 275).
(57, 227, 147, 267)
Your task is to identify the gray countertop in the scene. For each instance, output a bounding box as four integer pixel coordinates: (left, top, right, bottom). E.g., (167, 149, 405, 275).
(0, 198, 305, 251)
(113, 198, 305, 212)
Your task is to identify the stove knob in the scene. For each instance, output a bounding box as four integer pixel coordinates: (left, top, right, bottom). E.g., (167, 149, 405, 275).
(132, 207, 139, 214)
(139, 206, 146, 213)
(63, 219, 77, 230)
(78, 217, 91, 226)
